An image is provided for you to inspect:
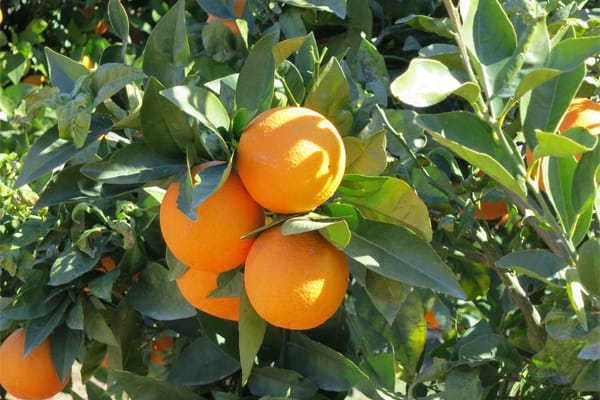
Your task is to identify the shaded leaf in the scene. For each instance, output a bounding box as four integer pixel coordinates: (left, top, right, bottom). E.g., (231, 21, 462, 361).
(108, 0, 130, 44)
(495, 249, 567, 286)
(248, 367, 317, 399)
(577, 238, 600, 297)
(239, 287, 267, 386)
(51, 325, 81, 382)
(24, 299, 70, 356)
(91, 63, 146, 108)
(113, 371, 205, 400)
(45, 47, 89, 93)
(343, 131, 387, 176)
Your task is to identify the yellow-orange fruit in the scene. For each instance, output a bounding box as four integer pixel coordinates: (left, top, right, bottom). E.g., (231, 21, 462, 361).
(176, 268, 240, 321)
(22, 74, 47, 86)
(244, 226, 349, 330)
(159, 161, 264, 272)
(150, 334, 174, 366)
(236, 107, 346, 214)
(95, 20, 108, 35)
(474, 199, 508, 221)
(0, 328, 71, 400)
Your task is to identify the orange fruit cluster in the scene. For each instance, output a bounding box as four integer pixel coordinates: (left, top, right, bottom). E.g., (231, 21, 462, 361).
(160, 106, 348, 330)
(527, 97, 600, 191)
(0, 328, 71, 400)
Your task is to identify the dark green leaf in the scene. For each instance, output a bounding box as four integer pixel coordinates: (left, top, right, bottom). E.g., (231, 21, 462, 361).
(285, 332, 368, 391)
(495, 250, 567, 286)
(248, 367, 317, 399)
(142, 0, 190, 87)
(66, 298, 84, 330)
(108, 0, 130, 44)
(364, 270, 407, 325)
(167, 336, 240, 386)
(91, 63, 146, 108)
(545, 155, 578, 240)
(577, 238, 600, 297)
(80, 143, 185, 184)
(51, 324, 81, 382)
(176, 161, 229, 221)
(280, 0, 347, 18)
(49, 236, 108, 286)
(235, 32, 276, 116)
(82, 299, 119, 346)
(45, 47, 89, 93)
(113, 371, 205, 400)
(459, 333, 522, 371)
(443, 367, 484, 399)
(2, 287, 60, 320)
(533, 127, 598, 159)
(88, 268, 120, 301)
(24, 299, 70, 356)
(572, 143, 600, 212)
(547, 36, 600, 71)
(344, 219, 465, 298)
(15, 117, 112, 188)
(127, 262, 196, 320)
(239, 287, 267, 385)
(573, 360, 600, 392)
(140, 77, 192, 157)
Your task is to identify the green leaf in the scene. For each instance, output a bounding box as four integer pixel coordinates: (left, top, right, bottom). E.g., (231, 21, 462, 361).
(545, 155, 578, 239)
(533, 128, 598, 159)
(88, 268, 120, 301)
(521, 64, 585, 147)
(49, 237, 107, 286)
(57, 93, 92, 148)
(90, 63, 145, 108)
(140, 77, 193, 157)
(235, 32, 277, 116)
(239, 287, 267, 386)
(344, 219, 465, 299)
(161, 85, 230, 136)
(113, 371, 205, 400)
(51, 324, 81, 382)
(573, 360, 600, 392)
(443, 367, 484, 399)
(303, 57, 350, 128)
(416, 111, 526, 198)
(337, 175, 433, 242)
(15, 117, 112, 188)
(364, 270, 408, 325)
(495, 249, 568, 286)
(343, 131, 387, 176)
(279, 0, 347, 19)
(80, 143, 185, 184)
(24, 299, 70, 356)
(45, 47, 90, 93)
(273, 36, 309, 67)
(83, 300, 119, 346)
(458, 333, 522, 371)
(108, 0, 130, 44)
(389, 290, 426, 379)
(33, 165, 104, 211)
(547, 36, 600, 71)
(142, 0, 190, 87)
(127, 262, 196, 320)
(572, 143, 600, 213)
(66, 298, 84, 330)
(167, 336, 240, 386)
(247, 367, 318, 399)
(2, 287, 61, 320)
(177, 161, 230, 221)
(577, 238, 600, 297)
(390, 58, 477, 107)
(285, 332, 368, 391)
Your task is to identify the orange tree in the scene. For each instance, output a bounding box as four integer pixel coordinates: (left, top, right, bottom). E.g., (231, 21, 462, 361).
(1, 0, 599, 399)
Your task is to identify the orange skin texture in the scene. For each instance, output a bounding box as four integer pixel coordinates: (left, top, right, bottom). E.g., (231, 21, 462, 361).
(425, 309, 440, 330)
(176, 268, 240, 321)
(0, 328, 71, 400)
(236, 107, 346, 214)
(159, 161, 264, 272)
(474, 199, 508, 221)
(150, 334, 174, 366)
(206, 0, 246, 34)
(22, 74, 47, 86)
(527, 97, 600, 190)
(244, 226, 349, 330)
(95, 20, 108, 35)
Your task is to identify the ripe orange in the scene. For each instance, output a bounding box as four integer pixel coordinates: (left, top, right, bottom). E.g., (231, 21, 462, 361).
(425, 309, 440, 330)
(206, 0, 246, 34)
(95, 20, 108, 35)
(150, 333, 174, 366)
(0, 328, 71, 400)
(244, 225, 349, 330)
(527, 97, 600, 190)
(22, 74, 47, 86)
(159, 161, 264, 272)
(176, 268, 240, 321)
(474, 198, 508, 221)
(236, 107, 346, 214)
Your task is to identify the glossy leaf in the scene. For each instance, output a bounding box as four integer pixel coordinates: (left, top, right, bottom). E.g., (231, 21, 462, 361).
(364, 270, 408, 325)
(547, 36, 600, 71)
(113, 371, 204, 400)
(532, 127, 598, 159)
(576, 238, 600, 297)
(80, 143, 185, 184)
(24, 299, 70, 356)
(343, 131, 387, 176)
(495, 249, 567, 286)
(247, 367, 317, 399)
(235, 32, 277, 116)
(285, 332, 368, 391)
(142, 0, 189, 87)
(239, 288, 267, 386)
(571, 142, 600, 213)
(304, 57, 349, 126)
(45, 47, 89, 93)
(417, 112, 526, 198)
(273, 35, 309, 67)
(108, 0, 130, 44)
(140, 77, 192, 157)
(82, 300, 119, 346)
(90, 63, 145, 108)
(49, 237, 107, 286)
(167, 336, 240, 386)
(338, 175, 433, 242)
(51, 324, 81, 382)
(390, 58, 477, 107)
(344, 219, 465, 299)
(15, 117, 112, 188)
(127, 262, 196, 320)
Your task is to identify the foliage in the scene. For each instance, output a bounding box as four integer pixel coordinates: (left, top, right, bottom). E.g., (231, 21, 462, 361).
(1, 0, 599, 399)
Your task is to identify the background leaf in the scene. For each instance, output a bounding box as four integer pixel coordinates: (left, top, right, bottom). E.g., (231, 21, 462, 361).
(113, 371, 205, 400)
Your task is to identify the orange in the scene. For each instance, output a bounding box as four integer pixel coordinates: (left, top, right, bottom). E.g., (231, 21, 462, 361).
(159, 161, 264, 272)
(0, 328, 71, 400)
(95, 20, 108, 35)
(176, 268, 240, 321)
(425, 309, 440, 330)
(236, 107, 346, 214)
(150, 334, 174, 366)
(22, 74, 47, 86)
(527, 97, 600, 190)
(81, 55, 94, 69)
(474, 199, 508, 221)
(206, 0, 246, 34)
(244, 225, 349, 330)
